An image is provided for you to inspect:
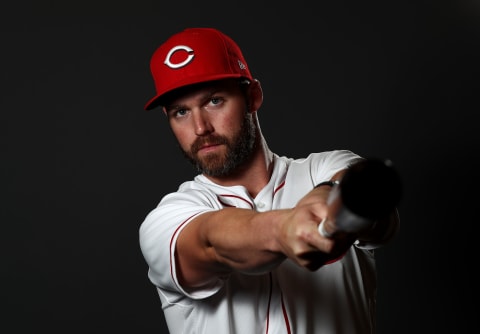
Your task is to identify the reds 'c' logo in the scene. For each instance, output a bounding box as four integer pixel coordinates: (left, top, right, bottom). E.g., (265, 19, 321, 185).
(164, 45, 194, 69)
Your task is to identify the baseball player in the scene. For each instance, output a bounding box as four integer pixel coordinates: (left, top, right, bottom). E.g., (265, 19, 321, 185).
(139, 27, 400, 334)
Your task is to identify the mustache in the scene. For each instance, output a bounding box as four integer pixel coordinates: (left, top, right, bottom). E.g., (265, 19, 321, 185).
(191, 135, 229, 154)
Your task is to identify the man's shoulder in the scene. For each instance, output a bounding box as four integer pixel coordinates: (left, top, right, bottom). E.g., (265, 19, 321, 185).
(276, 150, 360, 164)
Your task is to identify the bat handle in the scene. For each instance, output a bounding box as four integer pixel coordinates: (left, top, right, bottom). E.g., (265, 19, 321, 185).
(317, 184, 374, 237)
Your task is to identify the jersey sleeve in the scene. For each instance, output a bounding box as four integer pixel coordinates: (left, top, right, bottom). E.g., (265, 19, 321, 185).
(311, 149, 364, 185)
(139, 184, 224, 300)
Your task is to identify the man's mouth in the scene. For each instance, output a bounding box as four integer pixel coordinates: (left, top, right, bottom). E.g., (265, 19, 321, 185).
(192, 136, 227, 154)
(198, 143, 221, 153)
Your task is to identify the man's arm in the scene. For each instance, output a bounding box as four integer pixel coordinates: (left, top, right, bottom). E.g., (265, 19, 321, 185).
(175, 164, 400, 291)
(175, 179, 356, 291)
(175, 207, 288, 290)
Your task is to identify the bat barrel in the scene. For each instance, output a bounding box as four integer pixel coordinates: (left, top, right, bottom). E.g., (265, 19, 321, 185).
(340, 158, 403, 221)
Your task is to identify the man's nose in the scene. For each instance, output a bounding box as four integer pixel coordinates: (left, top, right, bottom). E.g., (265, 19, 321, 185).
(192, 110, 213, 136)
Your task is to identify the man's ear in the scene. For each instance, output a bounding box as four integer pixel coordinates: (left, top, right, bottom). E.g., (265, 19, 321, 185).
(248, 79, 263, 112)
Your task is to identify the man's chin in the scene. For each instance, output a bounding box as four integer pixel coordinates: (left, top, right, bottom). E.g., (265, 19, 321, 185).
(200, 162, 226, 174)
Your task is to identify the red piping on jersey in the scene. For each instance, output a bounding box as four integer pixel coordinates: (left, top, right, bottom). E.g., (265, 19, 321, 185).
(265, 273, 272, 334)
(218, 197, 235, 207)
(217, 194, 254, 209)
(325, 251, 348, 265)
(273, 180, 285, 196)
(169, 212, 203, 290)
(280, 289, 292, 334)
(265, 272, 292, 334)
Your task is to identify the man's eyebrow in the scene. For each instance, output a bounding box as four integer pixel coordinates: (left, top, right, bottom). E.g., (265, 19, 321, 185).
(163, 104, 185, 116)
(164, 85, 229, 111)
(163, 104, 177, 112)
(164, 103, 181, 110)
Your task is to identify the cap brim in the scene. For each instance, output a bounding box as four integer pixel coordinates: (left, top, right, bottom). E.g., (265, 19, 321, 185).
(144, 73, 248, 110)
(144, 94, 163, 111)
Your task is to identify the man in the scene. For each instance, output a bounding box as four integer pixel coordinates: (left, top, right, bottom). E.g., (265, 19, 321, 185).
(139, 27, 400, 333)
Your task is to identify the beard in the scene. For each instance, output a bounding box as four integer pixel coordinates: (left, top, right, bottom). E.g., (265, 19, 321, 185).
(179, 112, 257, 177)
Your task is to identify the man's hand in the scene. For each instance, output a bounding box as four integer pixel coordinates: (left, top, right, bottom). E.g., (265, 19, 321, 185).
(275, 182, 358, 271)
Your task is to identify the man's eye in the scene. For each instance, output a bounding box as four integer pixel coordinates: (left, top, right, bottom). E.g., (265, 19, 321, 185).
(210, 97, 222, 105)
(175, 109, 188, 117)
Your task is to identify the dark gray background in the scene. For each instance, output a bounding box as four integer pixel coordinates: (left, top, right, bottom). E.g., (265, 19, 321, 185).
(2, 1, 478, 333)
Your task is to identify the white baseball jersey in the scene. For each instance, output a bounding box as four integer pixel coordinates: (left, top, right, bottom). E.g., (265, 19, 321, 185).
(140, 150, 379, 334)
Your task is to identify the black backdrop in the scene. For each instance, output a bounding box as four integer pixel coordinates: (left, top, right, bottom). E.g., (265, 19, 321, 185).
(2, 1, 479, 333)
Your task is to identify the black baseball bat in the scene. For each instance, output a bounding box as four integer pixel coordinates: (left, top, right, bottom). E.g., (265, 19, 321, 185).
(318, 158, 403, 237)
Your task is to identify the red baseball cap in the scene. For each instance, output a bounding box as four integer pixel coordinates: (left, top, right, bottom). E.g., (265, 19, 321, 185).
(144, 27, 254, 110)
